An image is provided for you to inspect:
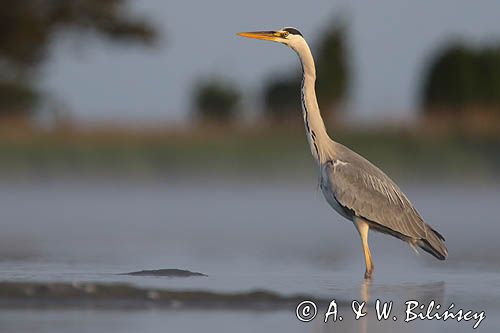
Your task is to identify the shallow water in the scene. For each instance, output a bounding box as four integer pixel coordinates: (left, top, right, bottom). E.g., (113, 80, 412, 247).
(0, 180, 499, 332)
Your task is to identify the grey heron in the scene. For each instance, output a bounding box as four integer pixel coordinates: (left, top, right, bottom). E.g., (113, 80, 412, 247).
(238, 27, 448, 279)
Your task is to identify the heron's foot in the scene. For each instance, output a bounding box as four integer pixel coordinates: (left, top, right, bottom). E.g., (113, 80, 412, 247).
(364, 267, 374, 280)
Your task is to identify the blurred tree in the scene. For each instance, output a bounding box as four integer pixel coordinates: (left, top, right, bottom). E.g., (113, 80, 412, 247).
(315, 20, 349, 112)
(262, 18, 349, 120)
(0, 80, 38, 111)
(263, 74, 301, 120)
(422, 43, 500, 114)
(477, 47, 500, 106)
(193, 79, 241, 123)
(0, 0, 157, 119)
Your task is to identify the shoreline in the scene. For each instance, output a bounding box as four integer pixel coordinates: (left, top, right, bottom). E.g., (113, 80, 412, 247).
(0, 127, 498, 181)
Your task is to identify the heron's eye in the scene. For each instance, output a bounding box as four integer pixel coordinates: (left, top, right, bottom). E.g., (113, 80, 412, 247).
(282, 31, 289, 38)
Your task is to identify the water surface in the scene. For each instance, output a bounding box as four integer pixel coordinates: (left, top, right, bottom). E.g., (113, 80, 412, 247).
(0, 180, 498, 332)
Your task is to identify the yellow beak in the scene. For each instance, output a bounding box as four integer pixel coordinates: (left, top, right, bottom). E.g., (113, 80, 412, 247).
(237, 31, 280, 42)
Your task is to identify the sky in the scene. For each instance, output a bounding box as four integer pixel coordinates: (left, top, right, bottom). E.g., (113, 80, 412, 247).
(41, 0, 500, 125)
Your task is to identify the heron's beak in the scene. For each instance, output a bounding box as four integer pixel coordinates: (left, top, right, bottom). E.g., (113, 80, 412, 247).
(237, 31, 280, 42)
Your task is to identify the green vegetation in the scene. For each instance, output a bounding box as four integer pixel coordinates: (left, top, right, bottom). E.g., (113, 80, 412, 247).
(192, 79, 241, 122)
(421, 42, 500, 113)
(0, 127, 498, 181)
(0, 0, 157, 118)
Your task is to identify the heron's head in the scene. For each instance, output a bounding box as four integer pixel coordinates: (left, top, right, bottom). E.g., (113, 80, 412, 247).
(237, 27, 304, 50)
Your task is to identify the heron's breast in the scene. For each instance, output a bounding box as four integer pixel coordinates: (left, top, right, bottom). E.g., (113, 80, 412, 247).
(319, 171, 353, 221)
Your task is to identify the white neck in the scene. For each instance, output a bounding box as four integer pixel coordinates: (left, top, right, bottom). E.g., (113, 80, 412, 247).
(291, 39, 333, 165)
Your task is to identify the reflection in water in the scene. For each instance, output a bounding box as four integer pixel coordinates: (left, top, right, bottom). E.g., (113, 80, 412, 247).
(316, 281, 446, 333)
(361, 279, 371, 303)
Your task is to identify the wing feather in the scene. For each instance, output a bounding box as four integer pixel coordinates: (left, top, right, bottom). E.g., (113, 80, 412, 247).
(324, 160, 429, 241)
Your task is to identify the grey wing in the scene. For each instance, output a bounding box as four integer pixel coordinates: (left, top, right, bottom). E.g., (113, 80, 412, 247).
(323, 160, 447, 259)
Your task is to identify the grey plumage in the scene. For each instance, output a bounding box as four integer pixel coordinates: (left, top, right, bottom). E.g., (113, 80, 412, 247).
(238, 26, 448, 278)
(321, 142, 448, 260)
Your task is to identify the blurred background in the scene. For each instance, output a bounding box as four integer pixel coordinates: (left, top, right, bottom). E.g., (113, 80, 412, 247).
(1, 1, 500, 332)
(0, 0, 499, 181)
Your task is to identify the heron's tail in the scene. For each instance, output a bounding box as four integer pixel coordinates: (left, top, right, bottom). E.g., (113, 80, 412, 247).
(418, 226, 448, 260)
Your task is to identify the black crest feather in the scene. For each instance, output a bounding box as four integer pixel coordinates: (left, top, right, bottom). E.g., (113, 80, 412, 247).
(283, 27, 303, 36)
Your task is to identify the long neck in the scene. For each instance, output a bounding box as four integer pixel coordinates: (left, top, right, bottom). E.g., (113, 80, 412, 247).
(294, 41, 332, 164)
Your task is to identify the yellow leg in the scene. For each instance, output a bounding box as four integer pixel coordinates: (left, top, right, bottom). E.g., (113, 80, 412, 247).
(354, 218, 374, 280)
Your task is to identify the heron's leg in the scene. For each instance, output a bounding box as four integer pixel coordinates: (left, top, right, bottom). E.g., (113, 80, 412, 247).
(354, 218, 374, 280)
